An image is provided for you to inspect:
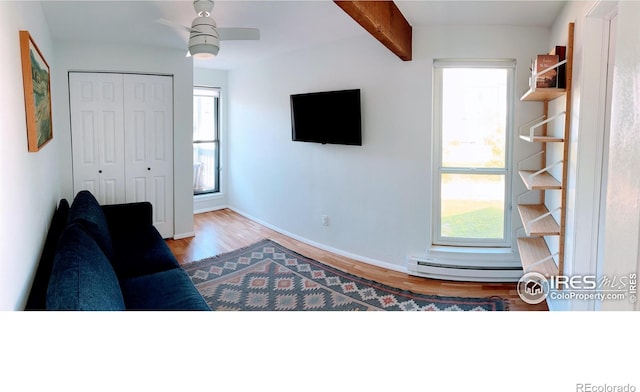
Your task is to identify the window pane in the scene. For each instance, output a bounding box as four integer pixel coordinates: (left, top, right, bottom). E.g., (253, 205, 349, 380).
(440, 173, 504, 239)
(193, 95, 218, 141)
(194, 142, 218, 194)
(441, 68, 506, 168)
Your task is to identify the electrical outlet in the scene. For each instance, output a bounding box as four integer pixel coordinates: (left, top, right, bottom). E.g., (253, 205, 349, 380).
(321, 215, 329, 226)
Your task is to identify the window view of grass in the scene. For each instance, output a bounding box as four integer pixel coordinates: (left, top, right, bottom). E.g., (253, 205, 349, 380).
(436, 66, 510, 243)
(441, 200, 504, 239)
(440, 174, 505, 239)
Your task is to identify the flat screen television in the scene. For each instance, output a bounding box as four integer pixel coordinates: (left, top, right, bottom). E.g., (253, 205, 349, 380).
(290, 89, 362, 146)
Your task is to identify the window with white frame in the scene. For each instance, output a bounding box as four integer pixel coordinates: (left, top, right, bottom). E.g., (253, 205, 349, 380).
(432, 60, 515, 247)
(193, 86, 220, 195)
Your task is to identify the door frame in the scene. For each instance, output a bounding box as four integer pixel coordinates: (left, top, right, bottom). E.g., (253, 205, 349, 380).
(564, 0, 618, 311)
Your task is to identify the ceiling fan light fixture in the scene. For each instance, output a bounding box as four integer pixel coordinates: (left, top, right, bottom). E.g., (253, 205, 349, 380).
(189, 42, 219, 59)
(157, 0, 258, 60)
(188, 16, 220, 59)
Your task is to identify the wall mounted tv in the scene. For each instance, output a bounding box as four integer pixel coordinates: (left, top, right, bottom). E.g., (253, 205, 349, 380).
(290, 88, 362, 146)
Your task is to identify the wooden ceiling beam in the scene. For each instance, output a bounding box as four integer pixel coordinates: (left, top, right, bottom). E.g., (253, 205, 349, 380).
(334, 0, 412, 61)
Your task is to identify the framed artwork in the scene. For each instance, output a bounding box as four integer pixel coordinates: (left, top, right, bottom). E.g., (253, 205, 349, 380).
(19, 30, 53, 152)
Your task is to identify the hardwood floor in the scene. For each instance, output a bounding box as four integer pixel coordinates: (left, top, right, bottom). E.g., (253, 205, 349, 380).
(166, 208, 548, 311)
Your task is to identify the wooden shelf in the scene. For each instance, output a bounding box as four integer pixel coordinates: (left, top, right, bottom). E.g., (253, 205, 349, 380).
(519, 170, 562, 190)
(517, 237, 559, 277)
(519, 135, 564, 143)
(517, 204, 560, 236)
(517, 22, 574, 279)
(521, 87, 566, 102)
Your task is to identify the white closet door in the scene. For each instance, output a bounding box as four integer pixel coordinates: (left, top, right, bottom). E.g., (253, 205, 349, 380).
(123, 74, 174, 238)
(69, 73, 126, 205)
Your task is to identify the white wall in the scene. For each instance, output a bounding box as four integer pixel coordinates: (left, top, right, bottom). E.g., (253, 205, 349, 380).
(51, 41, 195, 238)
(227, 26, 550, 268)
(193, 67, 229, 213)
(549, 0, 640, 311)
(546, 0, 609, 310)
(0, 2, 62, 310)
(600, 0, 640, 311)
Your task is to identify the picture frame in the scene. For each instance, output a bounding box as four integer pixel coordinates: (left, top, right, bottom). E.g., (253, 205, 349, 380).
(19, 30, 53, 152)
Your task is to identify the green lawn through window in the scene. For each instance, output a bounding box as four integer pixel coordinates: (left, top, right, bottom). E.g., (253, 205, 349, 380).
(441, 200, 504, 239)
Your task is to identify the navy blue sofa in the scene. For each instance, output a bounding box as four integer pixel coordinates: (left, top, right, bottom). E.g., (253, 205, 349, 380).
(26, 191, 210, 311)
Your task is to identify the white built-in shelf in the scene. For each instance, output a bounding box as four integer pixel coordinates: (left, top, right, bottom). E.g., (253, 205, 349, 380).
(517, 204, 561, 236)
(521, 88, 566, 102)
(519, 170, 562, 190)
(516, 237, 559, 278)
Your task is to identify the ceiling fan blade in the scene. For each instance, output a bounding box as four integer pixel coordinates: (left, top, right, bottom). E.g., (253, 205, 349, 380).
(156, 18, 191, 34)
(218, 28, 260, 41)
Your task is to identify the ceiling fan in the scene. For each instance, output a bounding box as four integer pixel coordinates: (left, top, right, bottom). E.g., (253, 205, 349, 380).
(157, 0, 260, 59)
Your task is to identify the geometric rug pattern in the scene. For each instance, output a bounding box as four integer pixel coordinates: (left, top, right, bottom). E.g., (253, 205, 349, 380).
(181, 239, 509, 311)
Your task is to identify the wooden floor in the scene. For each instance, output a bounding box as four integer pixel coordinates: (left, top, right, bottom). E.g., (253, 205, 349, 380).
(166, 209, 548, 311)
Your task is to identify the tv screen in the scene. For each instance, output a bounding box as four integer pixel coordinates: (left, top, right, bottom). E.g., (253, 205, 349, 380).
(290, 89, 362, 146)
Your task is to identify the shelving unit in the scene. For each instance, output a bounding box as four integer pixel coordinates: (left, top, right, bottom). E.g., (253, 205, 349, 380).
(517, 237, 560, 278)
(519, 170, 562, 190)
(517, 204, 561, 236)
(519, 112, 566, 142)
(516, 22, 574, 278)
(520, 87, 566, 102)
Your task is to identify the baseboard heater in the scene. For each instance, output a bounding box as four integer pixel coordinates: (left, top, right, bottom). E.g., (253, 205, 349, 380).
(406, 255, 523, 282)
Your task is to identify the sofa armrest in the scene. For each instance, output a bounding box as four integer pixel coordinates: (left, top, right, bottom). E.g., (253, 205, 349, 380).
(102, 202, 153, 233)
(25, 199, 70, 310)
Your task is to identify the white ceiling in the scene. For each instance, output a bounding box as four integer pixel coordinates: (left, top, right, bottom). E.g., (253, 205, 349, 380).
(41, 0, 567, 70)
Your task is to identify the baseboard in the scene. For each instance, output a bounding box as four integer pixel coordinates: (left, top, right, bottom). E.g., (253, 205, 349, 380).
(227, 206, 406, 274)
(194, 204, 228, 215)
(173, 231, 195, 240)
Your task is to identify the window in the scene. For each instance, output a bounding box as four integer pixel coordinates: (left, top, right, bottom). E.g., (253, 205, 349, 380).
(193, 87, 220, 195)
(432, 60, 515, 247)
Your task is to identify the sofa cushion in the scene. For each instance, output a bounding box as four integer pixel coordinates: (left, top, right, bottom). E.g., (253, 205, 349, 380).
(110, 225, 181, 278)
(46, 224, 125, 311)
(68, 190, 113, 260)
(102, 202, 153, 233)
(120, 269, 210, 310)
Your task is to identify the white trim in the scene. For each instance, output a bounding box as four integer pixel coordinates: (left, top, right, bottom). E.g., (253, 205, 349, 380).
(431, 60, 515, 248)
(193, 86, 219, 97)
(425, 245, 521, 267)
(564, 0, 618, 311)
(194, 204, 228, 215)
(173, 231, 195, 240)
(433, 59, 517, 69)
(193, 85, 221, 195)
(194, 192, 226, 214)
(593, 2, 618, 310)
(228, 206, 406, 274)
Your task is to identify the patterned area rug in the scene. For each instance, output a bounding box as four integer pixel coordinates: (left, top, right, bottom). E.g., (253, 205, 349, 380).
(182, 239, 509, 311)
